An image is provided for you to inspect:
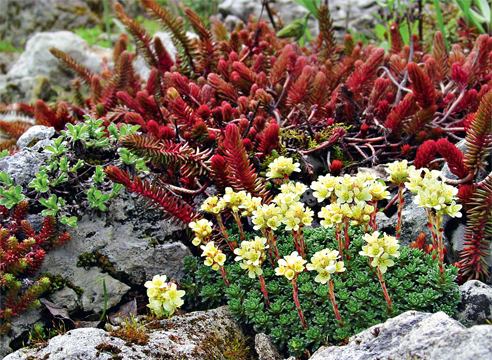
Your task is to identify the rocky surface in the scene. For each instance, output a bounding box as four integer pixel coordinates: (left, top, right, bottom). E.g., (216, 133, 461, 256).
(3, 307, 254, 360)
(457, 280, 492, 327)
(0, 0, 103, 48)
(0, 31, 112, 103)
(310, 310, 492, 360)
(218, 0, 381, 40)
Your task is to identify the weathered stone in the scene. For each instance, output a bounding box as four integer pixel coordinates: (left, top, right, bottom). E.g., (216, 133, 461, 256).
(7, 31, 111, 88)
(50, 286, 81, 313)
(4, 307, 252, 360)
(0, 148, 50, 187)
(17, 125, 57, 150)
(0, 75, 55, 104)
(72, 267, 130, 314)
(0, 0, 102, 48)
(255, 333, 283, 360)
(310, 311, 492, 360)
(456, 280, 492, 327)
(0, 308, 43, 359)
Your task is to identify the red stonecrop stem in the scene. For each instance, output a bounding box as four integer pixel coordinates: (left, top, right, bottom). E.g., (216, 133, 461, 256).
(231, 211, 246, 242)
(376, 268, 392, 310)
(335, 225, 344, 260)
(258, 275, 270, 308)
(328, 279, 343, 325)
(219, 266, 230, 287)
(266, 228, 281, 260)
(216, 215, 236, 252)
(291, 278, 308, 328)
(396, 183, 405, 241)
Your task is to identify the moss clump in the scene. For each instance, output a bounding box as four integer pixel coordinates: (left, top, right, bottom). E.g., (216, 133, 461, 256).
(77, 251, 116, 276)
(37, 273, 84, 295)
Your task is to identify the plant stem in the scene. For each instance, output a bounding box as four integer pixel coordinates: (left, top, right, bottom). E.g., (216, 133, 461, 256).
(335, 225, 344, 260)
(266, 228, 281, 260)
(219, 266, 230, 287)
(216, 215, 236, 252)
(258, 275, 270, 307)
(291, 279, 308, 328)
(376, 268, 392, 310)
(232, 211, 246, 242)
(328, 279, 343, 325)
(395, 183, 405, 241)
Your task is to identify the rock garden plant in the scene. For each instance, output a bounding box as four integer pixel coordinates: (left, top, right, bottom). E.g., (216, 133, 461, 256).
(0, 0, 490, 358)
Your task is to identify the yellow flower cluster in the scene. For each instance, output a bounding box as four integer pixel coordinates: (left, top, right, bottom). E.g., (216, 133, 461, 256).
(275, 251, 307, 280)
(144, 274, 185, 316)
(359, 231, 400, 273)
(252, 181, 311, 231)
(312, 172, 390, 228)
(252, 203, 282, 230)
(266, 156, 301, 179)
(406, 169, 462, 217)
(234, 236, 269, 278)
(282, 202, 314, 231)
(200, 242, 226, 271)
(200, 195, 225, 216)
(189, 218, 213, 246)
(306, 249, 346, 284)
(386, 160, 415, 184)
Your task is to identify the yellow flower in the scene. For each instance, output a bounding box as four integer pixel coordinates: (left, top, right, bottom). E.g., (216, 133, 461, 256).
(201, 196, 225, 215)
(280, 181, 307, 201)
(252, 204, 282, 230)
(371, 253, 394, 274)
(275, 251, 306, 280)
(335, 184, 354, 204)
(233, 236, 268, 278)
(189, 218, 213, 246)
(240, 194, 262, 217)
(310, 174, 337, 202)
(223, 187, 247, 212)
(386, 160, 416, 184)
(162, 283, 185, 314)
(145, 274, 185, 316)
(282, 202, 313, 230)
(266, 156, 301, 179)
(200, 242, 226, 271)
(307, 248, 345, 284)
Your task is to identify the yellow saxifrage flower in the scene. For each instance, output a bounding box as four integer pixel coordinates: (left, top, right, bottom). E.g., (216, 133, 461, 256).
(201, 196, 225, 216)
(306, 248, 345, 284)
(252, 203, 282, 230)
(310, 174, 337, 202)
(234, 236, 269, 278)
(359, 231, 400, 274)
(386, 160, 416, 184)
(282, 202, 313, 231)
(145, 274, 185, 316)
(189, 218, 213, 246)
(223, 187, 248, 212)
(275, 251, 306, 280)
(201, 242, 226, 271)
(266, 156, 301, 179)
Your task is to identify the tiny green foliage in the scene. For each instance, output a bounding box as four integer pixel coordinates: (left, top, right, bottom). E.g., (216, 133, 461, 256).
(0, 185, 25, 209)
(182, 226, 460, 358)
(85, 187, 110, 211)
(39, 195, 66, 216)
(29, 171, 50, 193)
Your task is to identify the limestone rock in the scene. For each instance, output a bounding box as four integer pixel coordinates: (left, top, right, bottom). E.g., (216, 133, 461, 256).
(4, 307, 252, 360)
(310, 311, 492, 360)
(7, 31, 111, 88)
(17, 125, 57, 150)
(0, 0, 101, 48)
(255, 333, 283, 360)
(456, 280, 492, 327)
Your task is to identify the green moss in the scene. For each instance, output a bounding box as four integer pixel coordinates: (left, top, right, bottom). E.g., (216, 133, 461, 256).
(37, 273, 84, 295)
(77, 251, 116, 276)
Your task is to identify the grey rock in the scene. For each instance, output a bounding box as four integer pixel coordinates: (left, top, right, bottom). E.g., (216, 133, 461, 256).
(0, 148, 50, 187)
(74, 267, 130, 314)
(0, 0, 101, 48)
(0, 74, 55, 104)
(17, 125, 57, 150)
(7, 31, 111, 88)
(50, 286, 81, 313)
(4, 307, 250, 360)
(0, 52, 21, 75)
(376, 190, 432, 247)
(224, 14, 242, 32)
(310, 311, 492, 360)
(255, 333, 282, 360)
(456, 280, 492, 327)
(37, 196, 192, 287)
